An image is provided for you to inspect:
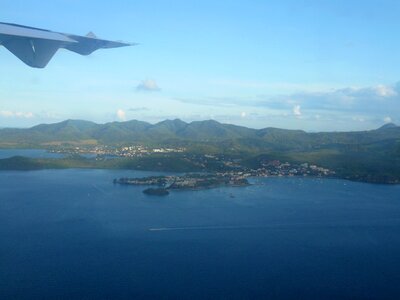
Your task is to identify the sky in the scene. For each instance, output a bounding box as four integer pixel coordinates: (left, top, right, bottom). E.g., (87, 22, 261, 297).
(1, 0, 400, 131)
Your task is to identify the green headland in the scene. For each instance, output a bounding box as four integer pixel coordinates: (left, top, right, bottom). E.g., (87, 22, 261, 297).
(0, 119, 399, 184)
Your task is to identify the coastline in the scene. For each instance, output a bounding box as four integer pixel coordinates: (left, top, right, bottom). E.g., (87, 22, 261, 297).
(0, 154, 398, 185)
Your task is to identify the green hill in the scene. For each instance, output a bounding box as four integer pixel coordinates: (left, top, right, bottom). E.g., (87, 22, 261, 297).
(0, 119, 399, 183)
(0, 119, 399, 152)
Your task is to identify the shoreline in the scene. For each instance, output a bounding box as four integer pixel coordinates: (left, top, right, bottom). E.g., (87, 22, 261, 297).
(0, 167, 398, 185)
(0, 154, 398, 185)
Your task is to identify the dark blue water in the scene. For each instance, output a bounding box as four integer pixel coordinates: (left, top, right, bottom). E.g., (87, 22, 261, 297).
(0, 149, 64, 159)
(0, 149, 98, 159)
(1, 170, 400, 299)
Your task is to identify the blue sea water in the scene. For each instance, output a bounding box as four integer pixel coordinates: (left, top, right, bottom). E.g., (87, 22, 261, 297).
(1, 169, 400, 299)
(0, 149, 64, 159)
(0, 149, 99, 159)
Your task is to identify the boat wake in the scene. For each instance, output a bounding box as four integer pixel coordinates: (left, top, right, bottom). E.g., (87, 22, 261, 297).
(149, 219, 400, 232)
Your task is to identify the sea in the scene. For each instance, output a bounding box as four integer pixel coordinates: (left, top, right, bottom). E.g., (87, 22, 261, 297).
(1, 152, 400, 299)
(0, 149, 64, 159)
(0, 149, 98, 160)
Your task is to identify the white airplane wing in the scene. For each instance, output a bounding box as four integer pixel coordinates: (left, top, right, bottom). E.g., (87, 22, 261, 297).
(0, 22, 135, 68)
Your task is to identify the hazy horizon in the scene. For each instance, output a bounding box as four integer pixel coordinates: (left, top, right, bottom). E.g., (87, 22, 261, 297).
(0, 117, 396, 133)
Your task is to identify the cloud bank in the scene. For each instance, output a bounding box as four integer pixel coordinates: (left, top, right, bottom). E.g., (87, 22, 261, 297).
(175, 83, 400, 122)
(0, 110, 34, 118)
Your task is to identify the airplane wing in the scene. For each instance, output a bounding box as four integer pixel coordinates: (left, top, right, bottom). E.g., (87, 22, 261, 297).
(0, 22, 135, 68)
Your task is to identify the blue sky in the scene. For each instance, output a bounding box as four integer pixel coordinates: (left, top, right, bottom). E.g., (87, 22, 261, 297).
(1, 0, 400, 131)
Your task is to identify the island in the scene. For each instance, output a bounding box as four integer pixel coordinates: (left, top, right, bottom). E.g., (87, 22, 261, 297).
(114, 173, 250, 195)
(142, 188, 170, 196)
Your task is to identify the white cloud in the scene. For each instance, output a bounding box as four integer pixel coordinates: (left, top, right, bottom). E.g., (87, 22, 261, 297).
(0, 110, 14, 117)
(374, 85, 397, 97)
(384, 116, 392, 123)
(116, 109, 126, 121)
(292, 105, 301, 116)
(241, 111, 247, 118)
(0, 110, 34, 118)
(16, 111, 34, 118)
(136, 79, 161, 92)
(334, 85, 397, 99)
(352, 116, 365, 122)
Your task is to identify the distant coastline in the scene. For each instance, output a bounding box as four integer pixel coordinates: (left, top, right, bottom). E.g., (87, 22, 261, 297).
(0, 153, 398, 185)
(0, 119, 398, 185)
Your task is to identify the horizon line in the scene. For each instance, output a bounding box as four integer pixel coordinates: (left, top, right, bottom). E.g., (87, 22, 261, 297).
(0, 118, 397, 134)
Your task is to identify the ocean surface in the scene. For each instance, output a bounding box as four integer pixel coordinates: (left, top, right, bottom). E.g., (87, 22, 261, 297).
(0, 149, 98, 159)
(1, 169, 400, 299)
(0, 149, 64, 159)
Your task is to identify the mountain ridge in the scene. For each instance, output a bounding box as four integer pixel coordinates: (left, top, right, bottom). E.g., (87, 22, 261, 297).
(0, 119, 399, 152)
(3, 118, 398, 133)
(0, 119, 399, 184)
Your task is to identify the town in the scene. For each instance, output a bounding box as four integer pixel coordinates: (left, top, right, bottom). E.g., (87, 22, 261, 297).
(49, 144, 335, 179)
(247, 160, 335, 178)
(114, 173, 250, 195)
(113, 158, 335, 195)
(49, 145, 186, 158)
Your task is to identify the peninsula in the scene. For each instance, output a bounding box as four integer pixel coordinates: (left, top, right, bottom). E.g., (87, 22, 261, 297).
(114, 173, 250, 195)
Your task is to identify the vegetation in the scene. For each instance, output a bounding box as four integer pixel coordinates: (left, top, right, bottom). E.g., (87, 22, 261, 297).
(0, 119, 399, 184)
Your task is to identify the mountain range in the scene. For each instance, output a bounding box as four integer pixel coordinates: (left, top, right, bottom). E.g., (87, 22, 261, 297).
(0, 119, 399, 153)
(0, 119, 399, 183)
